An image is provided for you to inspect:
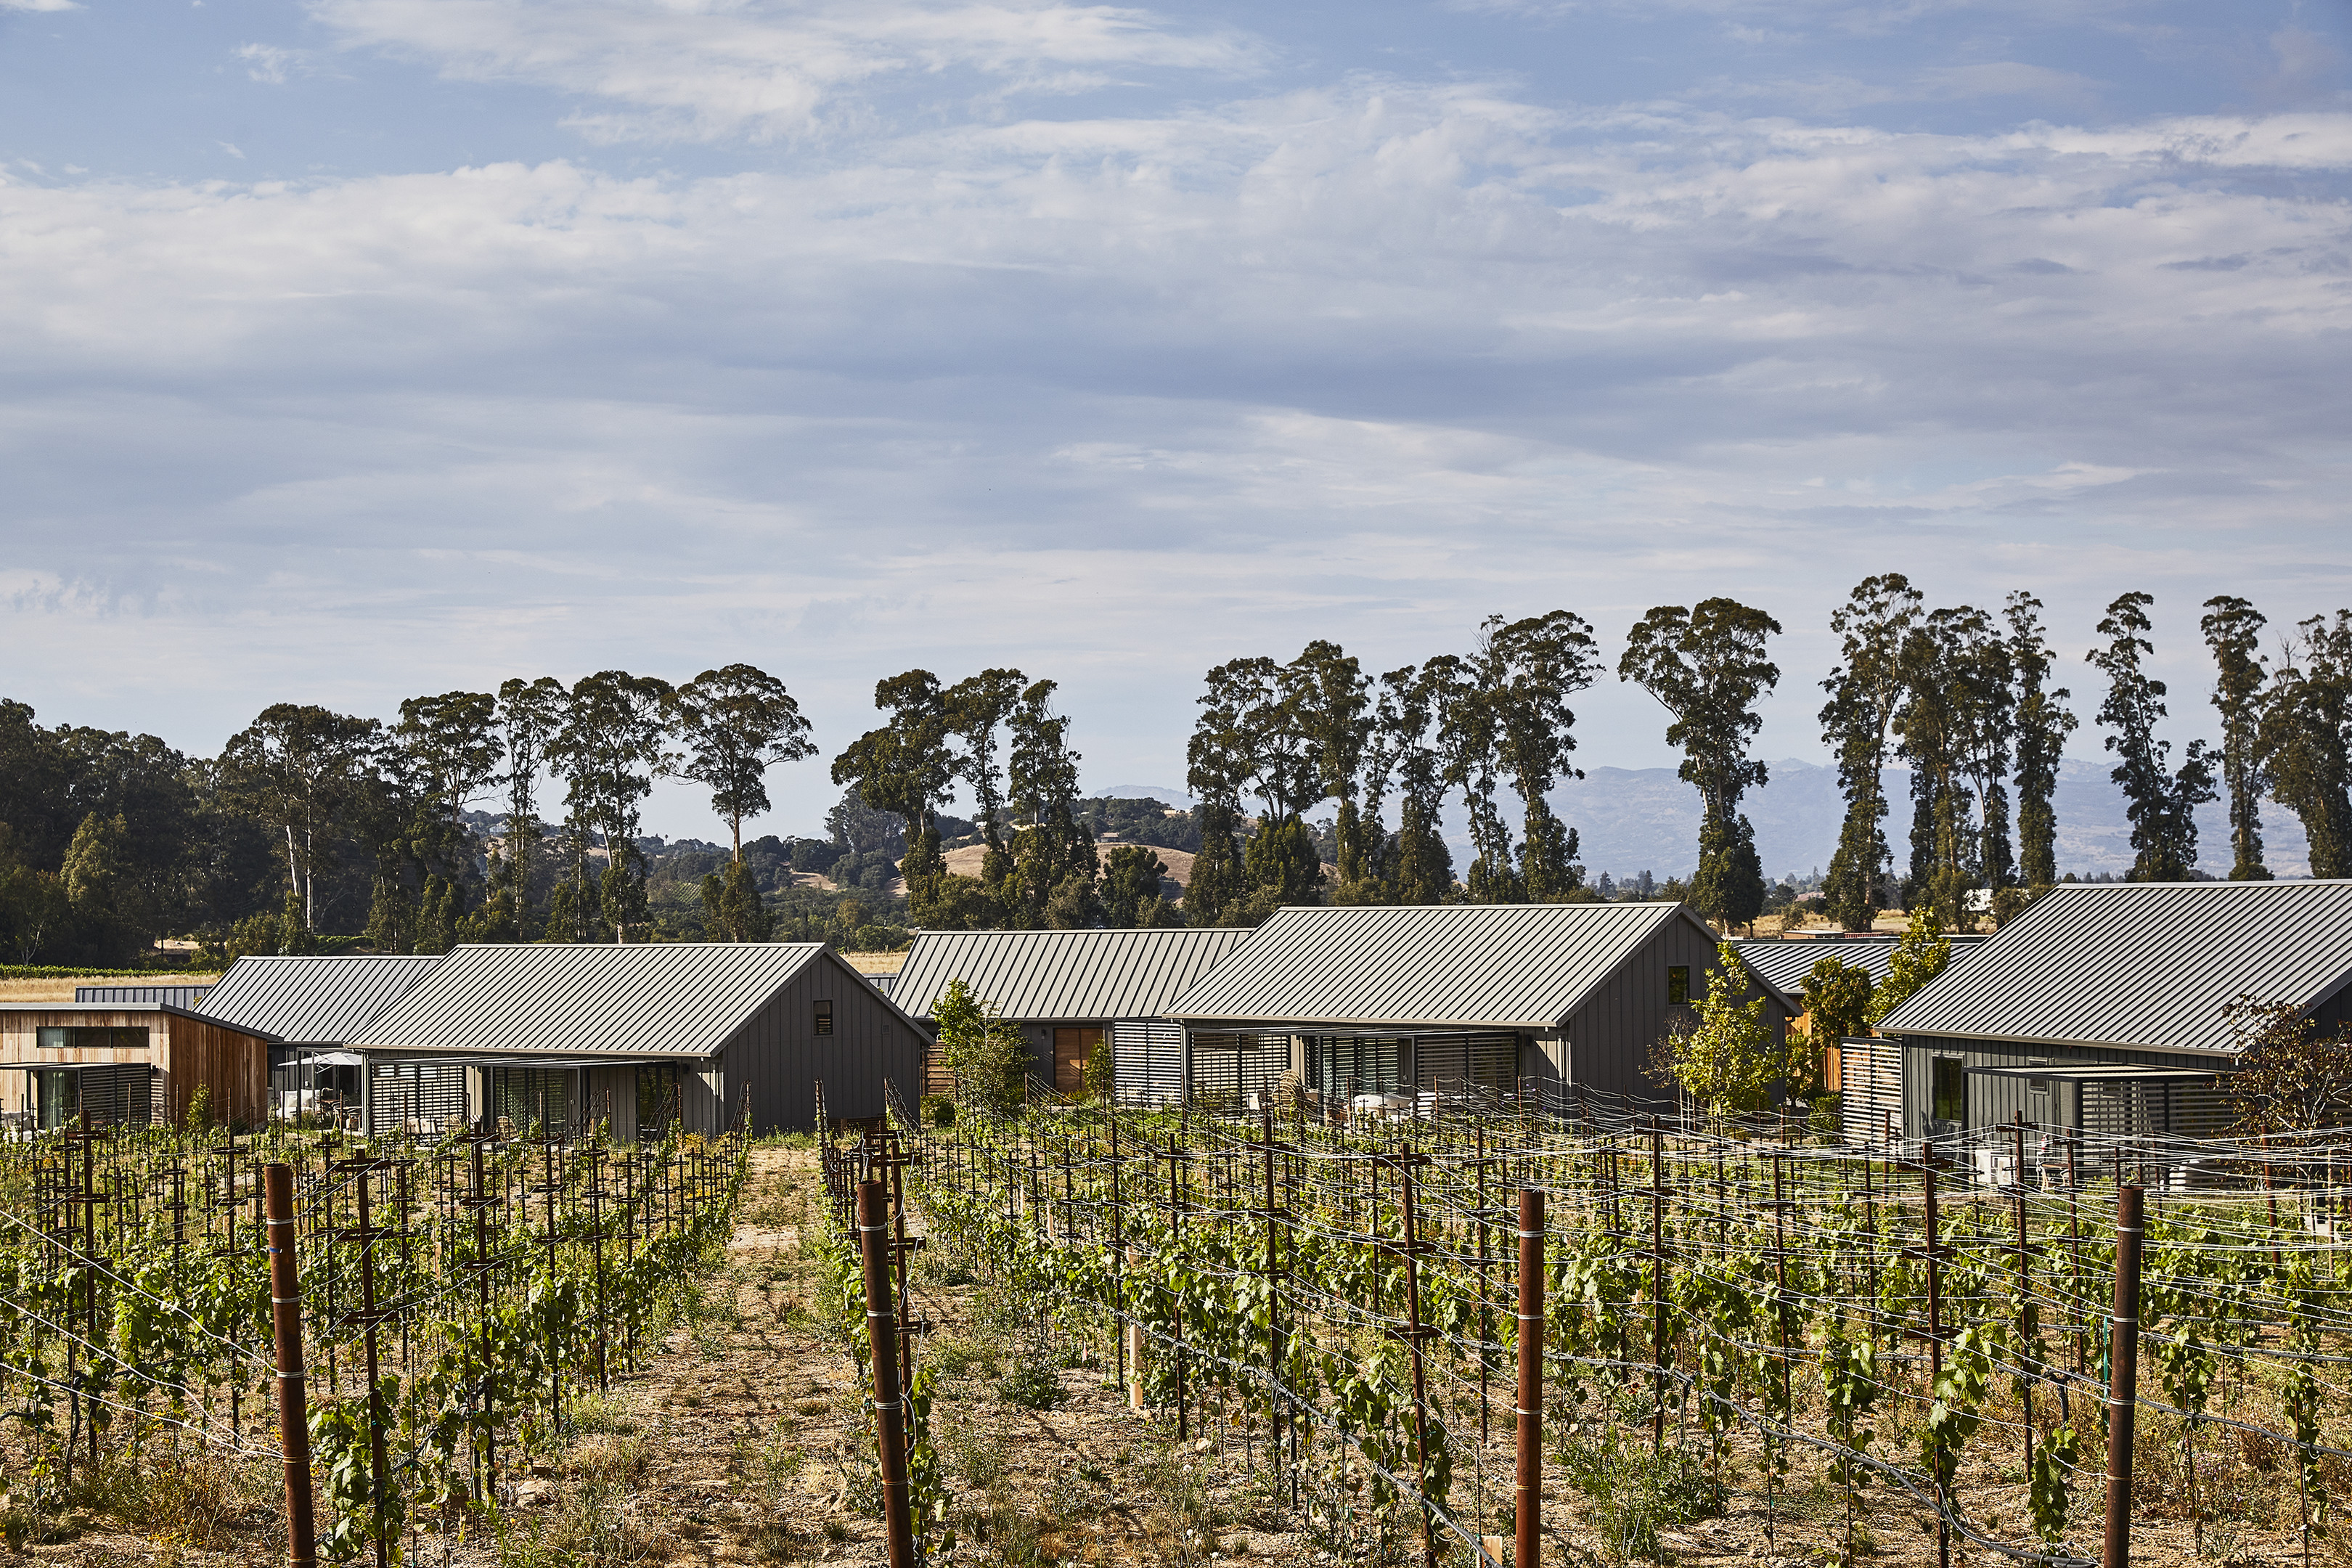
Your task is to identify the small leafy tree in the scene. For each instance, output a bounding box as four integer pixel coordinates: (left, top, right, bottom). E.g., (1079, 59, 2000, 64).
(1661, 944, 1790, 1115)
(1794, 955, 1874, 1095)
(2224, 997, 2352, 1137)
(1866, 906, 1950, 1024)
(930, 979, 1027, 1116)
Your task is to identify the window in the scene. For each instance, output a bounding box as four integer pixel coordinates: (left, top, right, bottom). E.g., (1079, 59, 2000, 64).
(1666, 966, 1691, 1006)
(814, 1000, 834, 1036)
(1932, 1056, 1967, 1125)
(37, 1026, 150, 1051)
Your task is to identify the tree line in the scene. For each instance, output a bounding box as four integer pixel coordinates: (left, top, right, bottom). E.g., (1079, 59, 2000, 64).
(3, 579, 2345, 963)
(0, 665, 817, 964)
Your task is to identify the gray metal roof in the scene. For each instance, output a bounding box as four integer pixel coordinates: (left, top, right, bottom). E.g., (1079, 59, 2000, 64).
(891, 928, 1255, 1023)
(354, 942, 923, 1058)
(1877, 880, 2352, 1056)
(75, 984, 213, 1008)
(1734, 938, 1986, 995)
(1166, 902, 1782, 1029)
(199, 955, 445, 1046)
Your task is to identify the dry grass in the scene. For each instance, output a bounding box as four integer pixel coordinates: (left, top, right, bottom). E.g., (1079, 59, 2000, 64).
(0, 974, 221, 1003)
(837, 951, 906, 974)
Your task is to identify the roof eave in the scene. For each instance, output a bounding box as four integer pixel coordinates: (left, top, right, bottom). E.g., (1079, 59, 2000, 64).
(1886, 1026, 2238, 1058)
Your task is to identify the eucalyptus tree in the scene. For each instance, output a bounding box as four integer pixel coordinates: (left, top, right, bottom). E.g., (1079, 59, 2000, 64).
(1617, 598, 1781, 930)
(1185, 652, 1330, 923)
(386, 690, 504, 951)
(674, 663, 815, 862)
(549, 670, 677, 942)
(2088, 592, 2216, 881)
(2005, 593, 2075, 892)
(944, 668, 1026, 898)
(1293, 641, 1374, 890)
(2261, 611, 2352, 878)
(490, 676, 567, 933)
(1820, 575, 1922, 931)
(1896, 608, 2009, 930)
(2199, 596, 2272, 881)
(1379, 663, 1455, 905)
(1424, 650, 1518, 899)
(831, 670, 959, 917)
(1482, 611, 1599, 899)
(217, 703, 385, 932)
(1007, 678, 1096, 926)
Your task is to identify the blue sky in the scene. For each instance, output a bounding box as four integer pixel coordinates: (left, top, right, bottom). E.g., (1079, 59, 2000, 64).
(1, 0, 2348, 842)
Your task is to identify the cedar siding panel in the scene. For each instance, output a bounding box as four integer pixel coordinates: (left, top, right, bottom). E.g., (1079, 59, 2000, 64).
(0, 1007, 269, 1128)
(714, 952, 924, 1132)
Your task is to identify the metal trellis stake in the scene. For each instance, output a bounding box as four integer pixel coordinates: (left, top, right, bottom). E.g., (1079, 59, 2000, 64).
(2103, 1183, 2146, 1568)
(264, 1163, 319, 1568)
(856, 1180, 918, 1568)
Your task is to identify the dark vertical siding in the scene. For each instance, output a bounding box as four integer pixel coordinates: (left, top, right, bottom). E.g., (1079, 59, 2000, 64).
(1564, 921, 1791, 1103)
(715, 951, 928, 1132)
(1896, 1036, 2227, 1140)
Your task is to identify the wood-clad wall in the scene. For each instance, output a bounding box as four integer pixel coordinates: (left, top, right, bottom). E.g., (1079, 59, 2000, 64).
(0, 1008, 269, 1127)
(713, 952, 928, 1133)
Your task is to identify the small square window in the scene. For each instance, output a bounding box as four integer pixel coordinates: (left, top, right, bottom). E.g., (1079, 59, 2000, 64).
(1666, 966, 1690, 1006)
(814, 1000, 834, 1037)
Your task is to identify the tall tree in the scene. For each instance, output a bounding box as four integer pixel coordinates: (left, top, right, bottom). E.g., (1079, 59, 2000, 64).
(1896, 606, 2010, 930)
(2199, 596, 2272, 881)
(1618, 598, 1782, 929)
(548, 670, 676, 942)
(1007, 679, 1096, 926)
(1291, 642, 1373, 889)
(673, 663, 816, 862)
(944, 668, 1026, 901)
(491, 676, 567, 934)
(2088, 592, 2216, 881)
(1820, 575, 1922, 931)
(1482, 611, 1600, 900)
(1429, 651, 1516, 902)
(2006, 592, 2075, 892)
(2261, 611, 2352, 878)
(217, 704, 385, 932)
(1381, 664, 1455, 904)
(832, 670, 958, 917)
(1186, 651, 1334, 921)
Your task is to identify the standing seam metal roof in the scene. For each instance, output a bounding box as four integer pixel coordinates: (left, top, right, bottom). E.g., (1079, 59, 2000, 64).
(1876, 881, 2352, 1055)
(1734, 939, 1985, 995)
(1166, 902, 1781, 1028)
(354, 942, 929, 1058)
(197, 955, 445, 1045)
(890, 928, 1255, 1022)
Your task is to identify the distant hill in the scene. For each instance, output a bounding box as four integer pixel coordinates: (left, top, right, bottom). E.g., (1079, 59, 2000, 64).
(1553, 757, 2312, 883)
(1097, 784, 1194, 808)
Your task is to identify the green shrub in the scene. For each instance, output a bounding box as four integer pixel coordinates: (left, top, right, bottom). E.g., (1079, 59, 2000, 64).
(922, 1095, 956, 1127)
(997, 1361, 1066, 1410)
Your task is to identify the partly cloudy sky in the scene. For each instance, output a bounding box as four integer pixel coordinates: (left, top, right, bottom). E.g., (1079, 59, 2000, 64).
(2, 0, 2348, 842)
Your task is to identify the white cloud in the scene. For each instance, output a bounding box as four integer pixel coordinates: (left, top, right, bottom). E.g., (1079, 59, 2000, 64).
(235, 43, 307, 83)
(2, 62, 2348, 817)
(0, 0, 80, 12)
(308, 0, 1267, 143)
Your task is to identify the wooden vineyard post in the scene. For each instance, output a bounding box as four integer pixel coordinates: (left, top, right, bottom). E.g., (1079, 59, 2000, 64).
(264, 1164, 319, 1568)
(2104, 1183, 2146, 1568)
(1920, 1161, 1948, 1568)
(1516, 1187, 1545, 1568)
(856, 1180, 918, 1568)
(356, 1166, 392, 1568)
(469, 1137, 496, 1501)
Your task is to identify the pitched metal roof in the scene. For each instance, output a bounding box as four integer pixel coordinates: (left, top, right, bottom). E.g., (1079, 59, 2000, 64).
(198, 955, 445, 1046)
(1734, 938, 1987, 995)
(1877, 881, 2352, 1055)
(354, 942, 925, 1058)
(891, 928, 1256, 1023)
(75, 984, 213, 1009)
(1166, 902, 1780, 1029)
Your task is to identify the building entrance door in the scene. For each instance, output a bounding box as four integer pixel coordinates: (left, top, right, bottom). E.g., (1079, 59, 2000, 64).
(1053, 1028, 1103, 1095)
